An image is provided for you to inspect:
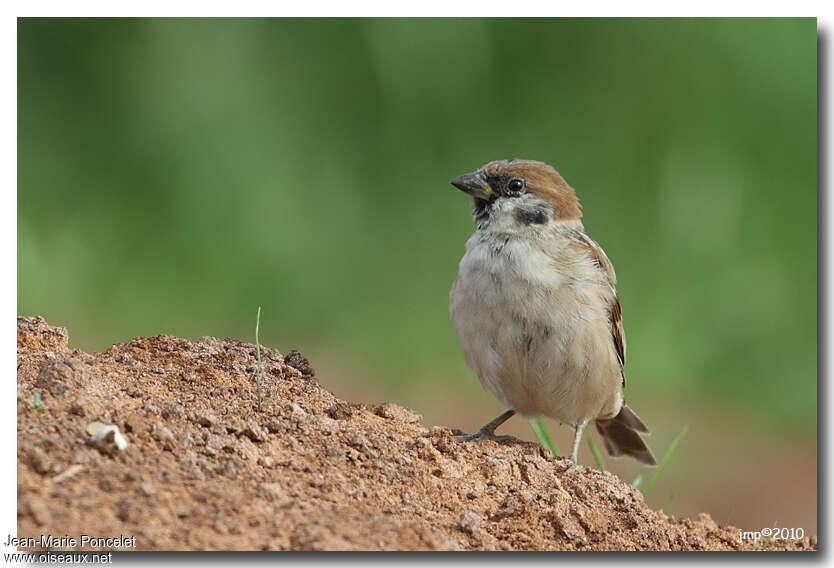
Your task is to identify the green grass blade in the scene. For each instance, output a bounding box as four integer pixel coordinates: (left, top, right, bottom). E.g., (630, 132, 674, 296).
(33, 391, 41, 411)
(667, 492, 677, 515)
(255, 306, 263, 412)
(529, 418, 558, 457)
(587, 434, 606, 471)
(632, 473, 643, 489)
(643, 424, 689, 499)
(761, 520, 778, 551)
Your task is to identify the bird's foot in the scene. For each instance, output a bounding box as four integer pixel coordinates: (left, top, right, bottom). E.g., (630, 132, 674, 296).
(454, 428, 515, 443)
(564, 463, 584, 475)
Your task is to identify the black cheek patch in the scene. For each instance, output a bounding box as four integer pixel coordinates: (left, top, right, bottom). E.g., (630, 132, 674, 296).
(514, 206, 551, 225)
(473, 197, 497, 224)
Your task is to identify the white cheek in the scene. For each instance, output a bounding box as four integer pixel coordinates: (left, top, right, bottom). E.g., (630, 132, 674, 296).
(482, 194, 553, 233)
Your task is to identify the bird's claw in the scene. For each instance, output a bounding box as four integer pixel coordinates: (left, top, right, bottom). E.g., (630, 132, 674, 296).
(564, 463, 585, 474)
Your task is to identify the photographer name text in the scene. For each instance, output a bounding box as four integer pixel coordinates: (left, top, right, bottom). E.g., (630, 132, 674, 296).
(6, 534, 136, 548)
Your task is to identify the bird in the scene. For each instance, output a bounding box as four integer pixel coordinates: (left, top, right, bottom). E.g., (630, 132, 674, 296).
(448, 158, 656, 470)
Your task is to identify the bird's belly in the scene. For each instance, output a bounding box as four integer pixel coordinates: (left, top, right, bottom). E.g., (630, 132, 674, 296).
(449, 238, 620, 424)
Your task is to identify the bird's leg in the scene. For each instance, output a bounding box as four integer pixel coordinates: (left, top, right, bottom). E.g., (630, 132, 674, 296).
(565, 421, 588, 474)
(455, 409, 516, 442)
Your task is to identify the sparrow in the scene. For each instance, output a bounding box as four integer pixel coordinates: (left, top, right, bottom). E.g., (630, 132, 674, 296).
(448, 159, 656, 469)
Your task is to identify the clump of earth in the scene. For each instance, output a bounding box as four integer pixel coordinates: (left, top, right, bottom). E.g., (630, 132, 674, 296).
(16, 316, 815, 551)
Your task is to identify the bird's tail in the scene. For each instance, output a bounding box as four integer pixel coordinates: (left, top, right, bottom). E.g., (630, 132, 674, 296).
(594, 405, 657, 466)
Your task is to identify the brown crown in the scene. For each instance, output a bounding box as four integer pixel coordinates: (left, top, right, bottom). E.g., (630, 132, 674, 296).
(482, 159, 582, 220)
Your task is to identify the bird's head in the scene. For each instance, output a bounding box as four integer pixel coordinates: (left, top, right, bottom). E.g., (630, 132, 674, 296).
(450, 159, 581, 230)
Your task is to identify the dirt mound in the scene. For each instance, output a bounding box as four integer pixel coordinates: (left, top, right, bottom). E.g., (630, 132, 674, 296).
(16, 316, 815, 551)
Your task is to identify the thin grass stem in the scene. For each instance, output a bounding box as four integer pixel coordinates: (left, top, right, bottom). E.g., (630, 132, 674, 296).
(643, 424, 689, 499)
(255, 307, 263, 412)
(587, 434, 606, 471)
(529, 418, 558, 457)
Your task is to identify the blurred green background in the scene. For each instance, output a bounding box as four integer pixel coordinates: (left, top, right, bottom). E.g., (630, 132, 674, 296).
(18, 18, 817, 532)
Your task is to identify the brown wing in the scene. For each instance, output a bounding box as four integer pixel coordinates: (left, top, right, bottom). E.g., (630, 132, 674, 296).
(570, 230, 627, 384)
(610, 296, 625, 370)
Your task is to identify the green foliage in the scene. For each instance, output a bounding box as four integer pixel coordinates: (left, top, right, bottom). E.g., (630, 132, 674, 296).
(18, 18, 816, 430)
(643, 425, 689, 499)
(587, 434, 606, 471)
(529, 418, 558, 457)
(32, 391, 41, 411)
(761, 521, 778, 551)
(255, 306, 263, 412)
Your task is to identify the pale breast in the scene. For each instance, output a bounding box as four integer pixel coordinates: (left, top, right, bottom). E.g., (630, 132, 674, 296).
(449, 229, 622, 424)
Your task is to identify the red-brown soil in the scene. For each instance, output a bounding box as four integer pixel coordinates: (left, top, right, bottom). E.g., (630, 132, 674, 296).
(16, 316, 816, 551)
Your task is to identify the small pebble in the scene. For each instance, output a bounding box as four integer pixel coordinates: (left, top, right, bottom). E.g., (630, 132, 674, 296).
(26, 447, 52, 475)
(52, 464, 84, 483)
(242, 423, 267, 443)
(192, 411, 217, 427)
(88, 422, 129, 452)
(459, 511, 481, 534)
(152, 422, 176, 450)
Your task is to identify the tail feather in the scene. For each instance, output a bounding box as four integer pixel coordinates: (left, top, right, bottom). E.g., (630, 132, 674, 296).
(595, 405, 656, 466)
(615, 404, 650, 433)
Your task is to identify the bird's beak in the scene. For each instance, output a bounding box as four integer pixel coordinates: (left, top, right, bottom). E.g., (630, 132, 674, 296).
(450, 170, 494, 200)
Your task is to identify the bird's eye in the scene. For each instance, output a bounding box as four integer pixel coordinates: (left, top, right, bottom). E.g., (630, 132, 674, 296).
(508, 179, 524, 192)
